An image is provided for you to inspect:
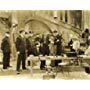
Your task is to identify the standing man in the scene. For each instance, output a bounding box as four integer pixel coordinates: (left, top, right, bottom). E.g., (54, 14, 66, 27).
(16, 30, 26, 74)
(53, 30, 62, 66)
(1, 32, 11, 69)
(39, 39, 50, 70)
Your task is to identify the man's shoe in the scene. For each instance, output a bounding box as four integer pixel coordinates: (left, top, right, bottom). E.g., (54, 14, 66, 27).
(17, 71, 20, 74)
(23, 68, 28, 70)
(8, 65, 12, 67)
(8, 66, 12, 68)
(40, 67, 46, 70)
(3, 67, 7, 69)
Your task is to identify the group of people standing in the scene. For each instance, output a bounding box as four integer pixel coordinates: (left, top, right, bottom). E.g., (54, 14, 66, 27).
(1, 28, 90, 74)
(1, 30, 62, 74)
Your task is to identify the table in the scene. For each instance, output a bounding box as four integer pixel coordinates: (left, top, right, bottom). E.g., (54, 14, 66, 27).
(27, 55, 78, 76)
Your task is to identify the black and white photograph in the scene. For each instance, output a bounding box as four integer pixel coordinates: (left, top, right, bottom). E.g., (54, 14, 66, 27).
(0, 10, 90, 80)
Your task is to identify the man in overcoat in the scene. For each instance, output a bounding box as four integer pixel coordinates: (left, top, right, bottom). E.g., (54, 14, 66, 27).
(1, 32, 11, 69)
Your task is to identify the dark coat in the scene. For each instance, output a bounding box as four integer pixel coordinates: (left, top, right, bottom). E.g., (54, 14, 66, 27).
(1, 36, 11, 54)
(26, 38, 31, 50)
(54, 34, 62, 55)
(82, 32, 90, 46)
(54, 34, 62, 45)
(16, 35, 26, 53)
(26, 38, 38, 56)
(33, 47, 40, 56)
(39, 43, 50, 56)
(26, 38, 32, 55)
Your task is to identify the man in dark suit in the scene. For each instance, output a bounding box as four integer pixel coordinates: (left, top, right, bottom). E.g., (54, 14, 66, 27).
(1, 32, 11, 69)
(16, 30, 26, 74)
(53, 30, 62, 66)
(39, 41, 50, 70)
(68, 38, 75, 52)
(25, 31, 36, 56)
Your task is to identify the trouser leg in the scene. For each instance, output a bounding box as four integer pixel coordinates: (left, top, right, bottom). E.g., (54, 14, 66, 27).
(3, 53, 8, 69)
(27, 51, 31, 65)
(40, 60, 46, 68)
(16, 54, 21, 71)
(7, 53, 10, 67)
(51, 61, 55, 67)
(22, 53, 26, 69)
(55, 60, 62, 66)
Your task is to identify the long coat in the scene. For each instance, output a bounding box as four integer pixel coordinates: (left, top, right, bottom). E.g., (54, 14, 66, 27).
(1, 36, 11, 54)
(39, 43, 50, 56)
(54, 34, 62, 55)
(16, 35, 26, 53)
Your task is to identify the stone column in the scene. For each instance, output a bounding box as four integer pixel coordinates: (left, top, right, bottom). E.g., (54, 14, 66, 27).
(59, 11, 63, 21)
(82, 10, 90, 30)
(67, 11, 71, 24)
(53, 10, 58, 19)
(62, 10, 65, 22)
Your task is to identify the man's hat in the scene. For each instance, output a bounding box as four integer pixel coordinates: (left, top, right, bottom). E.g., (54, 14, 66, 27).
(6, 31, 10, 34)
(85, 28, 89, 33)
(29, 31, 32, 33)
(53, 30, 57, 33)
(19, 30, 24, 34)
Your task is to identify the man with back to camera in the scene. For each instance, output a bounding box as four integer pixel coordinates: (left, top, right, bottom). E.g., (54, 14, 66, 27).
(16, 30, 27, 74)
(1, 32, 11, 69)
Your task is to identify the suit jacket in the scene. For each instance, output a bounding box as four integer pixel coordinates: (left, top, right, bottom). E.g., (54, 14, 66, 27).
(16, 35, 26, 53)
(39, 43, 50, 56)
(26, 38, 31, 51)
(54, 34, 62, 46)
(1, 36, 11, 54)
(54, 34, 62, 55)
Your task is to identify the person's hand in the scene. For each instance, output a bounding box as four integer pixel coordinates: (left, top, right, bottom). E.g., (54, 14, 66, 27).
(17, 51, 20, 55)
(56, 39, 59, 42)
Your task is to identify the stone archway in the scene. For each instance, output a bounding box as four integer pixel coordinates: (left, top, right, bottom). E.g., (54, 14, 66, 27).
(25, 17, 53, 34)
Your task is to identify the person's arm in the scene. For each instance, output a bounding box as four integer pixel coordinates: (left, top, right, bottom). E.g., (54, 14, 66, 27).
(1, 40, 4, 51)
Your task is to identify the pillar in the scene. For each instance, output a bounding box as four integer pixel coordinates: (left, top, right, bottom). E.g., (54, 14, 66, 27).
(53, 10, 58, 19)
(62, 10, 65, 22)
(82, 10, 90, 30)
(67, 11, 71, 24)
